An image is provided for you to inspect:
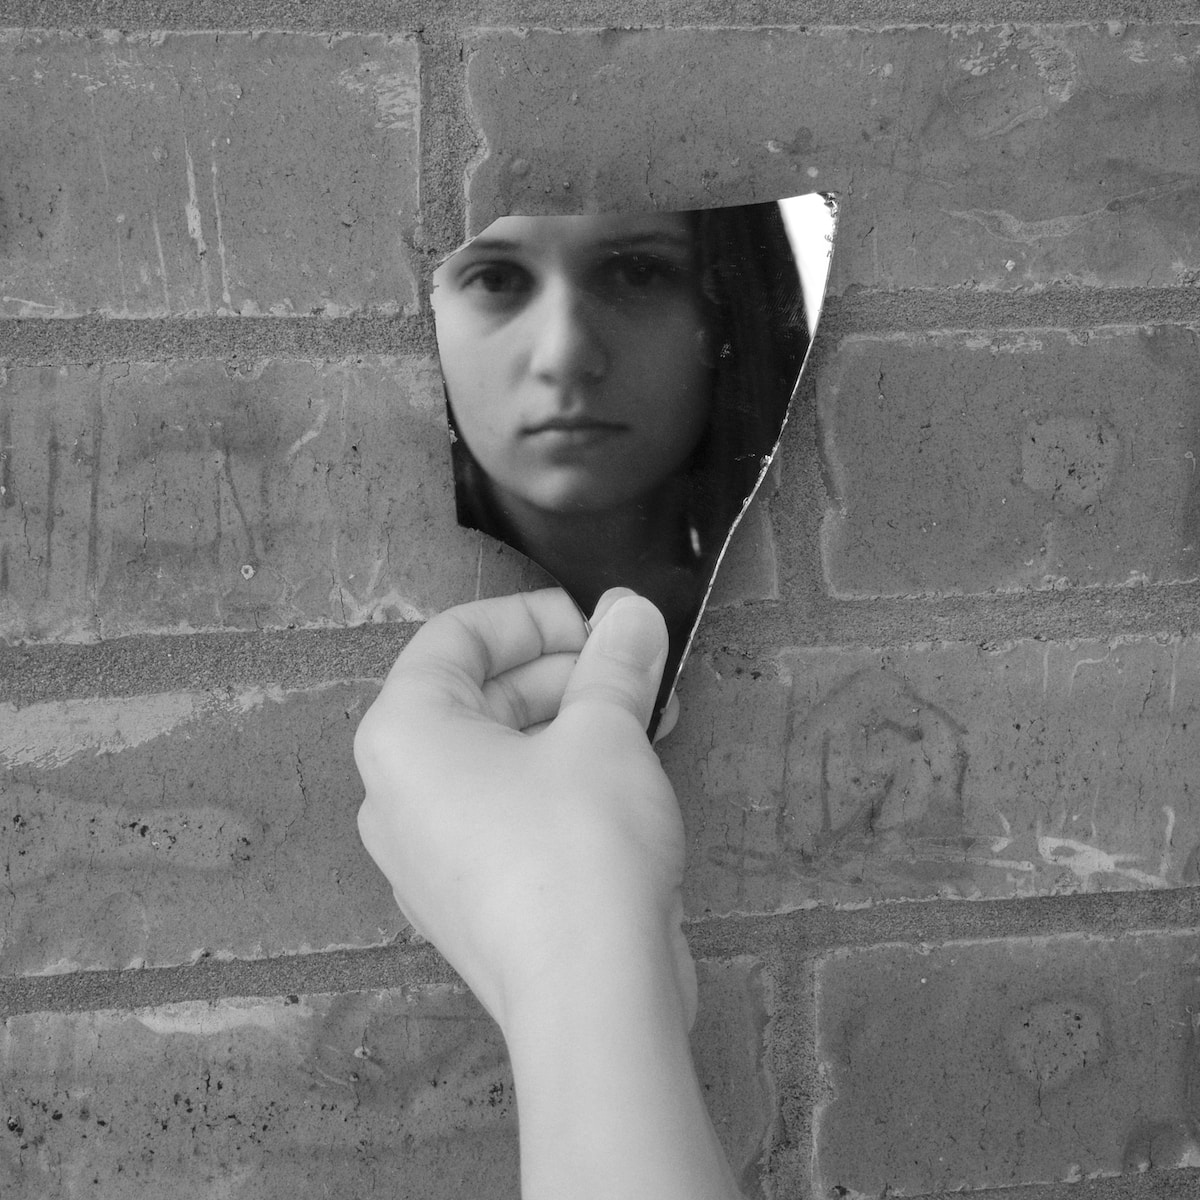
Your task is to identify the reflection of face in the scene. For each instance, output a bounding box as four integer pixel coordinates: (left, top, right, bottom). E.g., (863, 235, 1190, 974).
(432, 213, 712, 516)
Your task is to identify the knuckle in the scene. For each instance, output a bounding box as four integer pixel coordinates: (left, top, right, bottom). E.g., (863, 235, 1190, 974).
(351, 711, 379, 772)
(355, 798, 381, 850)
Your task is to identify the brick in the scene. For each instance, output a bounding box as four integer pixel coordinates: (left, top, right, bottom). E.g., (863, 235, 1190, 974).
(690, 958, 776, 1191)
(0, 30, 419, 318)
(0, 682, 402, 972)
(0, 357, 543, 641)
(0, 961, 768, 1197)
(814, 929, 1200, 1194)
(0, 988, 519, 1198)
(819, 326, 1200, 595)
(663, 634, 1200, 913)
(465, 26, 1200, 291)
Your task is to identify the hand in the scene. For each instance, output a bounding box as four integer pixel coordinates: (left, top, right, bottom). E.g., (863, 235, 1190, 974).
(354, 587, 694, 1033)
(354, 588, 743, 1199)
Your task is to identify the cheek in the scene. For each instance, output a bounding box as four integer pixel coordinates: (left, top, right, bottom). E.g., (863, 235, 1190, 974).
(448, 394, 505, 472)
(439, 337, 512, 462)
(438, 327, 484, 400)
(436, 303, 512, 402)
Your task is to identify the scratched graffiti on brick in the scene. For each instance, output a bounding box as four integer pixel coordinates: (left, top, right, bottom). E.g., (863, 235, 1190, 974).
(688, 637, 1200, 911)
(310, 992, 514, 1128)
(781, 669, 969, 856)
(0, 966, 768, 1196)
(0, 31, 420, 319)
(0, 359, 485, 642)
(0, 990, 521, 1199)
(705, 669, 971, 900)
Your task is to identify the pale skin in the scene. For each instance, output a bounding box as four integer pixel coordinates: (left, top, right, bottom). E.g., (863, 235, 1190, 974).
(431, 214, 713, 615)
(354, 588, 743, 1200)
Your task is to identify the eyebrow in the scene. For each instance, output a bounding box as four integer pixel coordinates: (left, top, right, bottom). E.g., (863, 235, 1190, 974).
(593, 232, 693, 253)
(456, 231, 694, 256)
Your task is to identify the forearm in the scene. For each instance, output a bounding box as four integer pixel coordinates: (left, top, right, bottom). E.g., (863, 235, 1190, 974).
(502, 920, 743, 1200)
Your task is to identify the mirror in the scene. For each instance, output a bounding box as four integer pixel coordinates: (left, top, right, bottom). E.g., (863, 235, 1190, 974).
(432, 193, 838, 733)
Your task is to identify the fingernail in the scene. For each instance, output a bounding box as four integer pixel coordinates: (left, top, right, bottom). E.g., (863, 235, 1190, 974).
(594, 597, 666, 674)
(589, 586, 637, 626)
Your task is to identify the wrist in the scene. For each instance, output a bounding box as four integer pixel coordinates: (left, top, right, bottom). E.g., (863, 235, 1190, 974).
(498, 898, 694, 1041)
(499, 921, 738, 1200)
(504, 911, 691, 1034)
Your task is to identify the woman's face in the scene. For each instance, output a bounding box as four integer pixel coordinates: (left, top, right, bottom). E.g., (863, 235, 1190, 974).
(431, 212, 712, 516)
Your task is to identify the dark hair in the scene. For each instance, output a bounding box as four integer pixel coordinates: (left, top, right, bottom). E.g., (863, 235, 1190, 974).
(688, 200, 809, 575)
(446, 199, 809, 575)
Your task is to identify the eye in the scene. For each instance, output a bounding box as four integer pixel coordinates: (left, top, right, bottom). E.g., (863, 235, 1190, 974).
(608, 254, 681, 289)
(458, 261, 533, 299)
(597, 253, 699, 303)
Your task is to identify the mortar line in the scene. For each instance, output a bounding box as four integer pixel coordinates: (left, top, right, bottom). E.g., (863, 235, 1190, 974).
(3, 2, 1200, 32)
(4, 579, 1199, 707)
(0, 314, 434, 367)
(7, 884, 1200, 1020)
(4, 287, 1200, 365)
(414, 37, 473, 273)
(686, 883, 1200, 961)
(908, 1172, 1200, 1199)
(0, 942, 460, 1021)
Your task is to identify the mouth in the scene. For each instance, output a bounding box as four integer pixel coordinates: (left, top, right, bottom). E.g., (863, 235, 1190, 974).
(522, 418, 629, 447)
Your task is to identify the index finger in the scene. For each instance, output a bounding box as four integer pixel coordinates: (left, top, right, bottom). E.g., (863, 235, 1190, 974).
(385, 589, 589, 697)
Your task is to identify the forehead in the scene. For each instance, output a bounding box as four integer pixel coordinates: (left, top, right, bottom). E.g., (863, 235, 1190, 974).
(456, 211, 693, 260)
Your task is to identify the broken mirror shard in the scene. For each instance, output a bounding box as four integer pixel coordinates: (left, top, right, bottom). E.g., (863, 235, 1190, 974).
(433, 192, 838, 734)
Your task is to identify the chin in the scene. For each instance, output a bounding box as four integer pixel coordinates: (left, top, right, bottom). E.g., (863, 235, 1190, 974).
(531, 491, 625, 516)
(523, 481, 643, 516)
(502, 470, 626, 516)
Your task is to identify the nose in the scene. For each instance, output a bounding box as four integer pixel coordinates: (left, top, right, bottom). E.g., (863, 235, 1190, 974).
(526, 281, 607, 389)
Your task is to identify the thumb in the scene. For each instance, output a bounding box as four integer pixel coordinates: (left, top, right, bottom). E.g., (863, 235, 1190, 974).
(558, 594, 668, 730)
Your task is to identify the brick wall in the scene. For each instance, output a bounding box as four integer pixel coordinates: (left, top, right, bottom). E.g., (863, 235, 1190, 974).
(3, 3, 1199, 1197)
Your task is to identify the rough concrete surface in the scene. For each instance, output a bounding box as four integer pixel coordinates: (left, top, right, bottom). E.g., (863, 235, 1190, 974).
(0, 30, 420, 318)
(1, 961, 769, 1199)
(0, 357, 480, 640)
(0, 682, 402, 973)
(819, 325, 1200, 595)
(4, 8, 1200, 1199)
(815, 929, 1200, 1195)
(667, 634, 1200, 912)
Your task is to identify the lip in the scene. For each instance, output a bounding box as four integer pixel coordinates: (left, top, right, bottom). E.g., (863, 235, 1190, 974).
(521, 418, 628, 448)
